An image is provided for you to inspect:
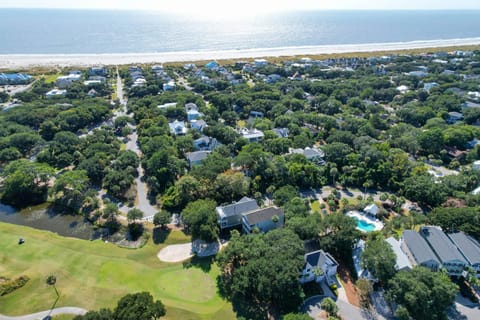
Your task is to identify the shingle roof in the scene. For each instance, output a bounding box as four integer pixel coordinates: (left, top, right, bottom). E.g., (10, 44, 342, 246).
(305, 250, 338, 269)
(242, 206, 284, 225)
(447, 232, 480, 265)
(186, 151, 210, 163)
(420, 226, 467, 264)
(217, 197, 259, 218)
(402, 230, 440, 265)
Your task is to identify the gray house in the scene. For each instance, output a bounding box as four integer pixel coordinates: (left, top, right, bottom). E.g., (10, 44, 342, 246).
(185, 151, 211, 167)
(447, 232, 480, 278)
(242, 206, 284, 234)
(216, 197, 259, 230)
(420, 226, 468, 276)
(401, 230, 440, 271)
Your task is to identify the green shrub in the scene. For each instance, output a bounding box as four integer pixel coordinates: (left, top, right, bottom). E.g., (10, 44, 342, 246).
(0, 275, 30, 296)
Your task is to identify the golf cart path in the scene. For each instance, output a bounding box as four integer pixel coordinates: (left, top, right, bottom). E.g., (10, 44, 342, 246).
(0, 307, 87, 320)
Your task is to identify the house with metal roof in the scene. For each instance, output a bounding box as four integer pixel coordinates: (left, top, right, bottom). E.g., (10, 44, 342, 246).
(447, 232, 480, 278)
(401, 230, 440, 271)
(216, 197, 259, 230)
(242, 206, 284, 234)
(300, 250, 338, 284)
(420, 226, 468, 276)
(239, 128, 264, 143)
(386, 237, 412, 271)
(290, 147, 325, 165)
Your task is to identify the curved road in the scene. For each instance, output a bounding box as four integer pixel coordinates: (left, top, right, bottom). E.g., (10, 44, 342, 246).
(0, 307, 87, 320)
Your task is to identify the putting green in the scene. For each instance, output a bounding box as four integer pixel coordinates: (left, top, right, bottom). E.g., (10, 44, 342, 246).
(0, 222, 234, 319)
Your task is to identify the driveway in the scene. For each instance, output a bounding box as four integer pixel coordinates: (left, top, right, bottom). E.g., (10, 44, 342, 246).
(0, 307, 87, 320)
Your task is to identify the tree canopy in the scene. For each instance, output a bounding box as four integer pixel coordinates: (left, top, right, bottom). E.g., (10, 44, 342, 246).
(386, 267, 458, 320)
(217, 229, 305, 319)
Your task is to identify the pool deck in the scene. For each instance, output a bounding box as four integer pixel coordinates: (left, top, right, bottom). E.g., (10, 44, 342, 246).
(347, 211, 384, 232)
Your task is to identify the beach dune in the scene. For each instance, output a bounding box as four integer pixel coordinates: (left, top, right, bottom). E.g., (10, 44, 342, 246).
(1, 38, 480, 69)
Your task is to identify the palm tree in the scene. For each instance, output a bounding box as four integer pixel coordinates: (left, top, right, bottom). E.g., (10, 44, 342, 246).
(330, 167, 338, 187)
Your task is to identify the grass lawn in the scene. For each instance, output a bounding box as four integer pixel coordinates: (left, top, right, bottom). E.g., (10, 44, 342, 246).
(0, 222, 234, 320)
(42, 73, 63, 84)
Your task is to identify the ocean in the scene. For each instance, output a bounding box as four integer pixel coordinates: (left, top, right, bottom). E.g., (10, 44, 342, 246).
(1, 9, 480, 54)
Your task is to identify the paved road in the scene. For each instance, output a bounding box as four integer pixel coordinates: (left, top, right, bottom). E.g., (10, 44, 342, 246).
(115, 70, 157, 219)
(0, 307, 87, 320)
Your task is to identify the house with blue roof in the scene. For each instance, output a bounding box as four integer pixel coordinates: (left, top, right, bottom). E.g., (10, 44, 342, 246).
(0, 73, 33, 85)
(205, 61, 219, 70)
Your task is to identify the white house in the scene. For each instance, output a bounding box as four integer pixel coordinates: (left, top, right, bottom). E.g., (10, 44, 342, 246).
(472, 160, 480, 170)
(300, 250, 339, 284)
(254, 59, 268, 67)
(396, 85, 409, 94)
(168, 120, 187, 136)
(158, 102, 177, 110)
(290, 147, 325, 164)
(386, 237, 412, 271)
(45, 89, 67, 99)
(364, 203, 379, 216)
(57, 73, 81, 88)
(239, 128, 264, 143)
(163, 80, 176, 91)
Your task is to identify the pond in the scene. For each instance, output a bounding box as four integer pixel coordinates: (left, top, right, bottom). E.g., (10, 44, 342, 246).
(0, 202, 106, 240)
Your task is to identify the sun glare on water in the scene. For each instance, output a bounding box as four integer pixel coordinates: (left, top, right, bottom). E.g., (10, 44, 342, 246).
(148, 0, 286, 19)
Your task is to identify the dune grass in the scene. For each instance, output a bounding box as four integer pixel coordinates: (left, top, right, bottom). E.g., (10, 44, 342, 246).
(0, 222, 234, 319)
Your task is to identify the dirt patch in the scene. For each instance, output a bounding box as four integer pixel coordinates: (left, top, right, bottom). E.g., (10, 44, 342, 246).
(338, 264, 361, 307)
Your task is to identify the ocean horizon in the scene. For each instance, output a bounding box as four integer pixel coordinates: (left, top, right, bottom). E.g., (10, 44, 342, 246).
(1, 9, 480, 55)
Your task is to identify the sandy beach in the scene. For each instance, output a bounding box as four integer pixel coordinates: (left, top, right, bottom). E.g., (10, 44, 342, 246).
(1, 38, 480, 69)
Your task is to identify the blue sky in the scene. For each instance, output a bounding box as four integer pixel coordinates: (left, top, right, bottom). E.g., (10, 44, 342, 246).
(1, 0, 479, 12)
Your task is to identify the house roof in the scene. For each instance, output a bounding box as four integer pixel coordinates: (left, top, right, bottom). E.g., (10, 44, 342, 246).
(420, 226, 467, 264)
(386, 237, 412, 270)
(272, 128, 289, 138)
(447, 232, 480, 265)
(364, 204, 379, 215)
(305, 250, 338, 269)
(402, 230, 440, 265)
(242, 206, 284, 225)
(217, 197, 259, 218)
(186, 151, 210, 163)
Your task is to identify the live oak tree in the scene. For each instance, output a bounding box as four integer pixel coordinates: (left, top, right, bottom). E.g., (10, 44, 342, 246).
(51, 170, 90, 213)
(74, 292, 165, 320)
(386, 267, 458, 320)
(217, 229, 305, 319)
(180, 199, 218, 242)
(0, 159, 54, 206)
(360, 235, 396, 284)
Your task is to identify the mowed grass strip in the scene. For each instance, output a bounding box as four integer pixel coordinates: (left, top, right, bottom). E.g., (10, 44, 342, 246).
(0, 222, 234, 319)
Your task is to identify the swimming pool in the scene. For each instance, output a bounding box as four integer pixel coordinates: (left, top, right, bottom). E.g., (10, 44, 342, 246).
(353, 217, 376, 232)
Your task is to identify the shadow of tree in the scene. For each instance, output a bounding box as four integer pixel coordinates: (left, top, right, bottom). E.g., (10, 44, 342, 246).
(152, 227, 171, 244)
(182, 255, 214, 273)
